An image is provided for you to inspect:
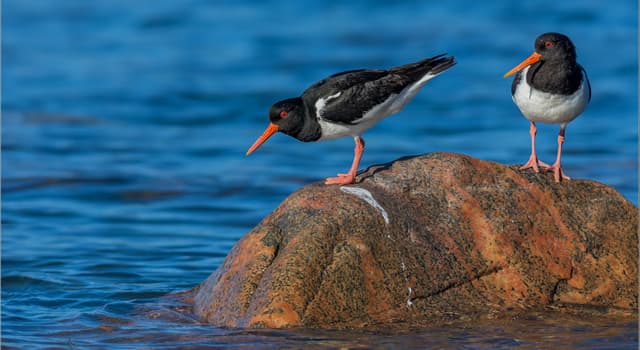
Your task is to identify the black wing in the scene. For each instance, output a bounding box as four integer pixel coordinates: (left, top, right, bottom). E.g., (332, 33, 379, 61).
(302, 69, 388, 105)
(580, 66, 591, 102)
(320, 74, 413, 124)
(302, 55, 454, 125)
(305, 71, 411, 125)
(511, 70, 523, 96)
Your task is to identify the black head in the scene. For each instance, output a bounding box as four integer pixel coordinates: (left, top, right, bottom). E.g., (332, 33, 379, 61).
(504, 32, 578, 78)
(246, 97, 304, 155)
(268, 98, 304, 136)
(533, 32, 577, 62)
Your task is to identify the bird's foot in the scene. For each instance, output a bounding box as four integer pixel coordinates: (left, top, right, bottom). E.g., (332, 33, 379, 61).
(520, 155, 550, 173)
(545, 163, 570, 183)
(325, 173, 356, 185)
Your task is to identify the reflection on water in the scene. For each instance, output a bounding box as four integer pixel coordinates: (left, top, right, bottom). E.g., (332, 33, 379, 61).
(3, 0, 637, 348)
(6, 297, 638, 349)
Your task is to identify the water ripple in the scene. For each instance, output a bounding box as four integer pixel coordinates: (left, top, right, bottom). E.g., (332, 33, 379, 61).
(3, 0, 637, 348)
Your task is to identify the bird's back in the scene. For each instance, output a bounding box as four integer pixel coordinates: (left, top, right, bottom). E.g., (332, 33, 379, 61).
(301, 55, 455, 126)
(302, 69, 389, 104)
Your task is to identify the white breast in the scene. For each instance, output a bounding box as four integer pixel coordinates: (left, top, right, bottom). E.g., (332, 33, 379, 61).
(512, 66, 589, 126)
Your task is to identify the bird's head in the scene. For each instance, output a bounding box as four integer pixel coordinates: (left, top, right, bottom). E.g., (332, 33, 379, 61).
(504, 32, 577, 78)
(246, 98, 303, 156)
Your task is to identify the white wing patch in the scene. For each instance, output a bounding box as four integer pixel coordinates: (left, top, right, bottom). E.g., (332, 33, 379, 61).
(314, 91, 342, 119)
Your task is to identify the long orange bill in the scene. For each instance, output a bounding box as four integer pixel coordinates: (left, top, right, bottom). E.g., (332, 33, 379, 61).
(503, 52, 541, 78)
(246, 123, 279, 156)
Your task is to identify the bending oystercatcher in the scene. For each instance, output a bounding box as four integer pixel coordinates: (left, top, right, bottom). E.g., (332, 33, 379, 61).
(504, 32, 591, 182)
(246, 54, 456, 185)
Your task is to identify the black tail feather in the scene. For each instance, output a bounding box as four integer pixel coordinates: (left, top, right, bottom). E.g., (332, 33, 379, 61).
(391, 54, 456, 79)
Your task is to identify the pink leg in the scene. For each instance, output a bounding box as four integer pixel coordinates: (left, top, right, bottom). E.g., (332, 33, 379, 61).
(520, 122, 550, 172)
(325, 136, 365, 185)
(546, 127, 570, 182)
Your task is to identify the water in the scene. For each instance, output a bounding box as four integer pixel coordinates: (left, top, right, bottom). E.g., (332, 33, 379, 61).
(2, 0, 637, 348)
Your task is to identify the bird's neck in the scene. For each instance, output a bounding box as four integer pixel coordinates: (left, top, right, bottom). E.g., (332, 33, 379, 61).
(295, 108, 322, 142)
(279, 100, 322, 142)
(527, 60, 582, 94)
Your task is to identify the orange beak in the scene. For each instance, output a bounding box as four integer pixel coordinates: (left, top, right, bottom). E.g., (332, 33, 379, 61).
(503, 52, 541, 78)
(246, 123, 279, 156)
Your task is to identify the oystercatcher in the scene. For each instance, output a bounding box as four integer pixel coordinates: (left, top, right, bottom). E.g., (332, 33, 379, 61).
(246, 54, 456, 185)
(504, 32, 591, 182)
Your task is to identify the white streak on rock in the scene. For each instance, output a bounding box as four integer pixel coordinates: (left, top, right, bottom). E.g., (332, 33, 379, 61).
(340, 186, 389, 224)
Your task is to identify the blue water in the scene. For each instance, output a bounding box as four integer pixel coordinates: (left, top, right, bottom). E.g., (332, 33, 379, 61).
(3, 0, 637, 348)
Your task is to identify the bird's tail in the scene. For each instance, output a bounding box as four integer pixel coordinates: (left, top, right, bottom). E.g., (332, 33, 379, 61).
(391, 54, 456, 79)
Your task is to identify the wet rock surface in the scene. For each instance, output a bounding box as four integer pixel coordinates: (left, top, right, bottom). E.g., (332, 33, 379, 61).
(192, 152, 638, 329)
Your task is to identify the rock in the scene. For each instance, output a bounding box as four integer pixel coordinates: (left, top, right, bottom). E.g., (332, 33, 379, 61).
(192, 152, 638, 329)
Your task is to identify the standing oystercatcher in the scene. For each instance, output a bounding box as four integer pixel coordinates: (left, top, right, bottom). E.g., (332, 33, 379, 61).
(246, 54, 456, 185)
(504, 32, 591, 182)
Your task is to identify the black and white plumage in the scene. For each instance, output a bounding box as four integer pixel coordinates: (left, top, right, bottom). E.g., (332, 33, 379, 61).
(504, 32, 590, 182)
(247, 54, 456, 185)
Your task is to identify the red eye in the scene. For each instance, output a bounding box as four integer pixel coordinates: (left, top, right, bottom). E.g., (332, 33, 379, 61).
(280, 111, 288, 118)
(545, 41, 553, 48)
